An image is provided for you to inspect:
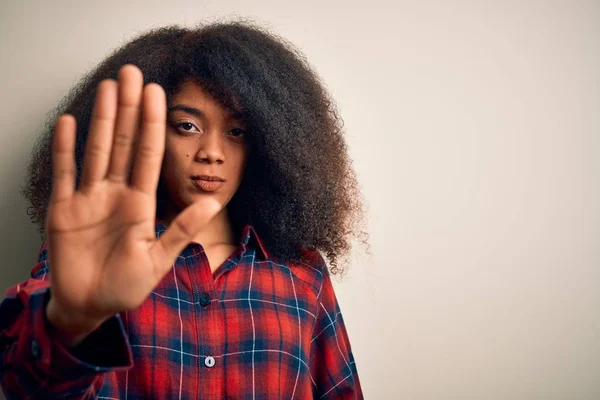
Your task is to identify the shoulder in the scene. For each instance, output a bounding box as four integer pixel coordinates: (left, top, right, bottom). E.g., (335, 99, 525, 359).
(267, 248, 328, 300)
(30, 240, 49, 279)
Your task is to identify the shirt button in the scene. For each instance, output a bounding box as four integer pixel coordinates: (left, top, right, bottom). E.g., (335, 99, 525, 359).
(204, 356, 216, 368)
(31, 339, 40, 359)
(199, 292, 211, 307)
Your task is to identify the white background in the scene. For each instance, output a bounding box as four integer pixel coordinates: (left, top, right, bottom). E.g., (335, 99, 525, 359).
(0, 1, 599, 398)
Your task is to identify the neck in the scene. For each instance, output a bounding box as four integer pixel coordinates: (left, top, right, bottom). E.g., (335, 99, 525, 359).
(159, 205, 237, 247)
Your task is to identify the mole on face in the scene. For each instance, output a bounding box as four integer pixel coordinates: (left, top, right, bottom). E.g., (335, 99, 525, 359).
(186, 154, 189, 157)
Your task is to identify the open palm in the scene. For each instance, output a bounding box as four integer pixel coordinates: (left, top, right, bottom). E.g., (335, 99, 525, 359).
(45, 65, 220, 337)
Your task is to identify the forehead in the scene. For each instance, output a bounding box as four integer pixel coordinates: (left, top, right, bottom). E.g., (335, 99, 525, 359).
(171, 81, 216, 105)
(170, 80, 239, 119)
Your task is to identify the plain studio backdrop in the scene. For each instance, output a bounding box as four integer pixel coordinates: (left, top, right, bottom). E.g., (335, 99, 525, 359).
(0, 1, 598, 399)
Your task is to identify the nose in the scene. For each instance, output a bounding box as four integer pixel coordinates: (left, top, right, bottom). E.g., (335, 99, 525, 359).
(194, 130, 225, 164)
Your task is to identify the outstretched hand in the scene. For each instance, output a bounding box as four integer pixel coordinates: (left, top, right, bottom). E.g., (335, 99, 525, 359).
(45, 64, 221, 343)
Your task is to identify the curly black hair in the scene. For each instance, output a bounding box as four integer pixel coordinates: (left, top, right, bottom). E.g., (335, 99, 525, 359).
(23, 20, 368, 275)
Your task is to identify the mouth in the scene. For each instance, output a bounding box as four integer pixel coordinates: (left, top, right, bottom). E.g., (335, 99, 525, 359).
(191, 175, 226, 192)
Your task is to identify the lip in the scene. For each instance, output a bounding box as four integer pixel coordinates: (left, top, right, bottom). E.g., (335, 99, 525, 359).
(191, 175, 225, 182)
(191, 176, 226, 192)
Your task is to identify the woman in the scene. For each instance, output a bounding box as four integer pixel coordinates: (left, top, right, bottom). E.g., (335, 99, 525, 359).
(0, 21, 367, 399)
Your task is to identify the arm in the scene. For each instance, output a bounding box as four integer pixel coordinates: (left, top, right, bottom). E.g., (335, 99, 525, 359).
(0, 241, 133, 400)
(310, 264, 363, 399)
(0, 65, 217, 399)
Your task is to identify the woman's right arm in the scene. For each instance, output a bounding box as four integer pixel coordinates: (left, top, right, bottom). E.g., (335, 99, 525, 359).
(1, 64, 220, 399)
(0, 241, 133, 400)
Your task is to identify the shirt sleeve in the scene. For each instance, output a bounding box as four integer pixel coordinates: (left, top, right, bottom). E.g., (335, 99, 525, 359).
(0, 240, 134, 399)
(310, 261, 364, 399)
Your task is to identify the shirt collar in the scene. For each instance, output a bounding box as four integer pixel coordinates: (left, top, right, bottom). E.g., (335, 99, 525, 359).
(240, 224, 269, 260)
(153, 219, 268, 260)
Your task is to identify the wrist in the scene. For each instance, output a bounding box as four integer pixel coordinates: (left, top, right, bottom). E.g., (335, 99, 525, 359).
(45, 297, 107, 348)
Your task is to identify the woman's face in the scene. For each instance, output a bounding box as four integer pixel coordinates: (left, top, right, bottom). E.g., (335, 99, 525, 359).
(160, 80, 249, 218)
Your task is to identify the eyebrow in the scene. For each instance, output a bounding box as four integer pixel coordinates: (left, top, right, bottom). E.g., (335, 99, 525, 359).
(167, 104, 203, 117)
(167, 104, 245, 121)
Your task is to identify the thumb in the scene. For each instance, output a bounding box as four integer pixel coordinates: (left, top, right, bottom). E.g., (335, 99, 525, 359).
(149, 198, 222, 277)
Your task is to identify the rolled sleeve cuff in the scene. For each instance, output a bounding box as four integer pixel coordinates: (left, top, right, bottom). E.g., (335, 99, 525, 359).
(26, 288, 134, 380)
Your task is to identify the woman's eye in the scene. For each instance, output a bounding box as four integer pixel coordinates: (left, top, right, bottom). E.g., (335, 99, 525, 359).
(229, 128, 246, 138)
(176, 122, 198, 133)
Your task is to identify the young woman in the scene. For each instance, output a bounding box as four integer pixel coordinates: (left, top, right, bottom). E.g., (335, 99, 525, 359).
(0, 21, 367, 399)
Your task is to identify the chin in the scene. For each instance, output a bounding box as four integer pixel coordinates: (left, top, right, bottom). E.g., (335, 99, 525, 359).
(188, 191, 227, 206)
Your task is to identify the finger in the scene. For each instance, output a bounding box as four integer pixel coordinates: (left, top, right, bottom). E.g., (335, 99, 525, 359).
(51, 115, 77, 203)
(129, 83, 166, 194)
(107, 64, 144, 183)
(149, 199, 222, 277)
(80, 80, 118, 188)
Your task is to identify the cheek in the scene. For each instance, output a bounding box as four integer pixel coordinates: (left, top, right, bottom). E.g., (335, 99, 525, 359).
(162, 143, 189, 183)
(234, 146, 250, 176)
(164, 138, 189, 166)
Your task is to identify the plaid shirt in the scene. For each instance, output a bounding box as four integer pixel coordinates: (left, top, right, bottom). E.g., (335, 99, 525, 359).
(0, 221, 362, 399)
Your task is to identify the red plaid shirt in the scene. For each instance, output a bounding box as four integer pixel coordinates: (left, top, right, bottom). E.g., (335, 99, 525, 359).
(0, 222, 362, 399)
